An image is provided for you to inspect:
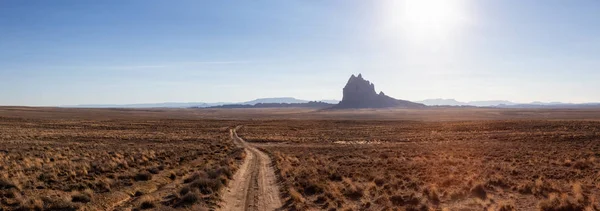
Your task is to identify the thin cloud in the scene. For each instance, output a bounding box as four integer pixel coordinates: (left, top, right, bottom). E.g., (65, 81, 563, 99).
(44, 61, 252, 71)
(106, 65, 170, 70)
(180, 61, 253, 65)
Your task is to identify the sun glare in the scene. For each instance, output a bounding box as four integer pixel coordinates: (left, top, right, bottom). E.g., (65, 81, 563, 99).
(384, 0, 471, 42)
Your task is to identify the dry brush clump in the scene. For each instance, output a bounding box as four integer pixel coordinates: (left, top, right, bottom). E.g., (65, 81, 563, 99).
(538, 183, 598, 211)
(241, 120, 600, 210)
(0, 115, 244, 210)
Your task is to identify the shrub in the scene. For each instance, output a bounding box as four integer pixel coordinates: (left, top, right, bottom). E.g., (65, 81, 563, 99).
(572, 159, 591, 170)
(176, 192, 199, 207)
(208, 167, 232, 179)
(0, 177, 19, 190)
(406, 204, 430, 211)
(134, 172, 152, 181)
(299, 180, 324, 196)
(3, 189, 21, 199)
(289, 188, 306, 204)
(18, 198, 44, 211)
(373, 177, 386, 186)
(148, 167, 160, 174)
(189, 178, 223, 194)
(423, 185, 440, 204)
(490, 201, 516, 211)
(538, 193, 586, 211)
(38, 172, 58, 183)
(42, 197, 80, 211)
(71, 192, 91, 203)
(343, 186, 364, 201)
(470, 183, 487, 199)
(94, 178, 112, 192)
(179, 186, 191, 195)
(389, 194, 420, 206)
(183, 172, 207, 183)
(341, 178, 363, 200)
(139, 200, 156, 210)
(498, 203, 516, 211)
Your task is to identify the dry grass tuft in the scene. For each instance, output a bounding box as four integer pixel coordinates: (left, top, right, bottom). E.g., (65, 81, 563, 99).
(134, 172, 153, 181)
(70, 189, 93, 203)
(42, 196, 80, 211)
(470, 183, 487, 199)
(0, 177, 19, 190)
(176, 192, 200, 207)
(137, 196, 157, 210)
(538, 183, 596, 211)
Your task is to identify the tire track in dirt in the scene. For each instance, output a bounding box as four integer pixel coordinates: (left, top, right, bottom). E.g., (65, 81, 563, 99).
(219, 127, 283, 211)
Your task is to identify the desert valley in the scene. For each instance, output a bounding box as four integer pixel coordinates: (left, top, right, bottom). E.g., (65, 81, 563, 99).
(1, 74, 599, 211)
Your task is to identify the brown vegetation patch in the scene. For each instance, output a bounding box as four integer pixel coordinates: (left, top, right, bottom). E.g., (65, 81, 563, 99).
(0, 115, 243, 210)
(240, 120, 600, 210)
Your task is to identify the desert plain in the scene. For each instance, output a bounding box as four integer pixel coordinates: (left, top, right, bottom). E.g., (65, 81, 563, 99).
(0, 107, 599, 210)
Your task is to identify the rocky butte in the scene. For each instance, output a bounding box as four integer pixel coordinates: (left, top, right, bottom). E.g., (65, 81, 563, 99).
(333, 74, 426, 109)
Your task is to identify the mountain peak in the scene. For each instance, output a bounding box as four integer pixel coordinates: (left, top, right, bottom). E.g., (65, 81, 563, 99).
(333, 74, 425, 109)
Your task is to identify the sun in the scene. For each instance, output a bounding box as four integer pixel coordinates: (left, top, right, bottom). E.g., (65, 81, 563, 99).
(383, 0, 471, 41)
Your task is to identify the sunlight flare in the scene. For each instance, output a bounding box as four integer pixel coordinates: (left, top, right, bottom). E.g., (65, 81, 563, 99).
(383, 0, 472, 43)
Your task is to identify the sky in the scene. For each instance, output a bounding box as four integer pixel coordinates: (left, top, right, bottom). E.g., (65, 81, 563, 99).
(1, 0, 599, 106)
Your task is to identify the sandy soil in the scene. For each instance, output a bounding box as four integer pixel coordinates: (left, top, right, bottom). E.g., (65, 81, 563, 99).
(218, 128, 283, 211)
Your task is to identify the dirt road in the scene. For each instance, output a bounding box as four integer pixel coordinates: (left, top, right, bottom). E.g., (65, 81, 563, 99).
(219, 127, 283, 211)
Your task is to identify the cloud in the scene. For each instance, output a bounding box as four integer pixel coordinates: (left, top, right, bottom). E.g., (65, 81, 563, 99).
(44, 61, 252, 71)
(105, 65, 170, 70)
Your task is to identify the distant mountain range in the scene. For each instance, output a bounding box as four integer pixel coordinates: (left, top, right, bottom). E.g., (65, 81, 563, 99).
(65, 98, 340, 108)
(207, 101, 334, 109)
(63, 93, 599, 109)
(66, 97, 600, 109)
(416, 99, 516, 107)
(417, 98, 600, 108)
(241, 97, 339, 105)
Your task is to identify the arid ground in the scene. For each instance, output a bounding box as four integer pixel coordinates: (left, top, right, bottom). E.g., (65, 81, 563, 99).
(239, 120, 600, 210)
(0, 108, 245, 210)
(1, 107, 599, 210)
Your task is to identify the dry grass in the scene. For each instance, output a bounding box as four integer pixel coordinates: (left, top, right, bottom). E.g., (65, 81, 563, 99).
(240, 120, 600, 210)
(2, 107, 600, 210)
(0, 115, 243, 210)
(4, 106, 600, 121)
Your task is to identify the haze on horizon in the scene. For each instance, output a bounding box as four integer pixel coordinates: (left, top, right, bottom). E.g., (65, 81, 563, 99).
(1, 0, 599, 106)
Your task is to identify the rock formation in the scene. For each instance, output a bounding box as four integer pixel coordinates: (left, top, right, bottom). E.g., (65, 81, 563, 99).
(333, 74, 425, 109)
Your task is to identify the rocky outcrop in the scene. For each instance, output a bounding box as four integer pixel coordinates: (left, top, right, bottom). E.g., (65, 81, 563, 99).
(333, 74, 425, 109)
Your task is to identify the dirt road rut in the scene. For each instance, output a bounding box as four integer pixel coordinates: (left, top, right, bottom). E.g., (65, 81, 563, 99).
(219, 127, 283, 211)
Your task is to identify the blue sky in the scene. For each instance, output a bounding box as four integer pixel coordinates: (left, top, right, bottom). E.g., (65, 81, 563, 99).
(1, 0, 599, 106)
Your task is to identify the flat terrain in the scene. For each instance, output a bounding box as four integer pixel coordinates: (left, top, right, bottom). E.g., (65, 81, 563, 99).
(1, 107, 600, 210)
(4, 106, 600, 121)
(239, 120, 600, 210)
(0, 113, 244, 210)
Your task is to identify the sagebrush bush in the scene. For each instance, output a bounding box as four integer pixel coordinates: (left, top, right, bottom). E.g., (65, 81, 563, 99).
(0, 177, 19, 190)
(42, 197, 80, 211)
(71, 191, 92, 203)
(183, 171, 207, 183)
(139, 197, 157, 210)
(189, 178, 223, 194)
(176, 192, 199, 207)
(538, 193, 585, 211)
(134, 172, 152, 181)
(470, 183, 487, 199)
